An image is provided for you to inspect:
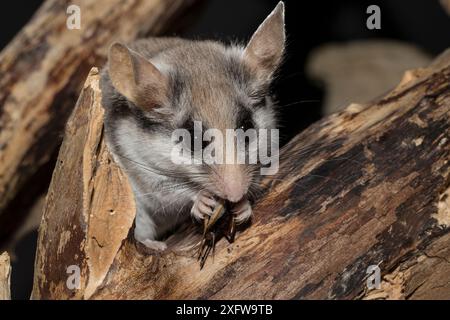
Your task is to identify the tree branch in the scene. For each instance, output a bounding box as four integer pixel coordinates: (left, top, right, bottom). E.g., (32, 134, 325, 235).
(0, 252, 11, 300)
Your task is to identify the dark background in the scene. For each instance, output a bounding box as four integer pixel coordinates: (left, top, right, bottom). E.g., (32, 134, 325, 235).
(0, 0, 449, 299)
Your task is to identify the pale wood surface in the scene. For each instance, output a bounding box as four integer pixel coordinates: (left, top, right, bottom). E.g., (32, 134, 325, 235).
(0, 252, 11, 300)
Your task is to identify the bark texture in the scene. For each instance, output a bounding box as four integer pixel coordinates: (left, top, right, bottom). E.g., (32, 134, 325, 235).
(0, 252, 11, 300)
(32, 49, 450, 300)
(0, 0, 200, 224)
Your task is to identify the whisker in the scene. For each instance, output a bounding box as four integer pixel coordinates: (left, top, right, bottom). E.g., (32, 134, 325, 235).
(278, 99, 321, 108)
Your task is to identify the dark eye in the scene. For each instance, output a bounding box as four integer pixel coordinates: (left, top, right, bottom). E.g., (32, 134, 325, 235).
(239, 119, 253, 131)
(238, 112, 254, 131)
(183, 120, 209, 151)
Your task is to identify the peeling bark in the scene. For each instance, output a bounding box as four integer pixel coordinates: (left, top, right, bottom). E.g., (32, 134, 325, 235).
(32, 49, 450, 299)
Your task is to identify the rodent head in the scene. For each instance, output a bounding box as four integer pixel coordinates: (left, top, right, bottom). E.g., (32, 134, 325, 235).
(107, 2, 285, 203)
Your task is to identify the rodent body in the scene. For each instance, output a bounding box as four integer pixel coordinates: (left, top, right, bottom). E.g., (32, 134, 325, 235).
(100, 2, 285, 250)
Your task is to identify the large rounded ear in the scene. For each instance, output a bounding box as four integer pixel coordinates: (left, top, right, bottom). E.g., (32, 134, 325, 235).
(243, 2, 285, 81)
(108, 42, 168, 109)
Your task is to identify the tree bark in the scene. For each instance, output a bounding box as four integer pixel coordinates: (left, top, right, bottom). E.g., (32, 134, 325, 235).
(32, 49, 450, 300)
(0, 0, 200, 224)
(0, 252, 11, 300)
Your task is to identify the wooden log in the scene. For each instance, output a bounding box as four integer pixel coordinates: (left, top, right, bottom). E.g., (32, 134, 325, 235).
(31, 68, 136, 299)
(0, 0, 200, 222)
(0, 252, 11, 300)
(32, 49, 450, 300)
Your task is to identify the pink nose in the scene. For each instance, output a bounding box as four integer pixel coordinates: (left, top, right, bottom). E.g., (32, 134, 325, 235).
(224, 185, 245, 202)
(222, 167, 247, 202)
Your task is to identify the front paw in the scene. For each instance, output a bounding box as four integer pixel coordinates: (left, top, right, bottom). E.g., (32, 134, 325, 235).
(191, 190, 217, 221)
(231, 197, 253, 224)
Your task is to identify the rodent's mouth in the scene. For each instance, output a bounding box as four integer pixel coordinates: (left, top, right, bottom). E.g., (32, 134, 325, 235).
(206, 188, 249, 204)
(205, 189, 251, 206)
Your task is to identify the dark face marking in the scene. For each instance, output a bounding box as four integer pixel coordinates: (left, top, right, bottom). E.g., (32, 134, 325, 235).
(237, 107, 255, 131)
(177, 117, 212, 155)
(168, 71, 184, 108)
